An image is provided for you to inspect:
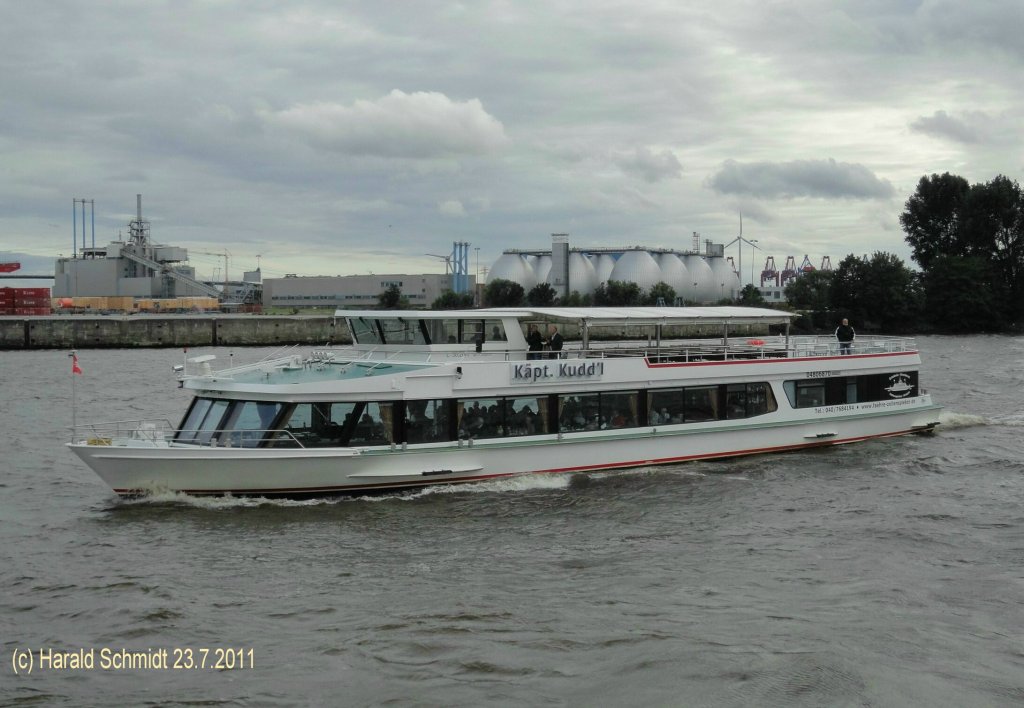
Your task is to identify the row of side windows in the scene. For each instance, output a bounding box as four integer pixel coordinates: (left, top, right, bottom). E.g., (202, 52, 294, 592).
(176, 382, 779, 449)
(784, 371, 920, 408)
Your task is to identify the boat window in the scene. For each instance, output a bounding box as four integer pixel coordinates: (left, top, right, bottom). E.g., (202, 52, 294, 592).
(602, 391, 638, 429)
(406, 399, 450, 444)
(795, 382, 826, 408)
(461, 319, 485, 345)
(684, 386, 719, 422)
(350, 317, 383, 345)
(379, 318, 427, 345)
(176, 397, 214, 442)
(558, 391, 639, 431)
(425, 319, 460, 345)
(746, 383, 777, 416)
(272, 402, 351, 447)
(352, 402, 394, 446)
(649, 390, 683, 425)
(220, 401, 283, 447)
(504, 397, 546, 437)
(192, 399, 229, 445)
(725, 385, 747, 419)
(483, 319, 506, 342)
(458, 398, 501, 439)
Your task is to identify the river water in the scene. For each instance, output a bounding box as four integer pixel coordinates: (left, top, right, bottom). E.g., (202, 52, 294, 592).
(1, 336, 1022, 706)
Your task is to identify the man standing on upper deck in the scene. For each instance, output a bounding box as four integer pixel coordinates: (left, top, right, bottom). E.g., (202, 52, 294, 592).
(835, 318, 855, 355)
(547, 324, 564, 359)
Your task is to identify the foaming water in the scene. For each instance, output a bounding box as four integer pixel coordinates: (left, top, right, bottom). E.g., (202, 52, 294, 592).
(3, 336, 1024, 706)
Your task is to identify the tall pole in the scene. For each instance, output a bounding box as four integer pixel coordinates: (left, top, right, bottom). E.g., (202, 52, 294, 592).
(72, 199, 77, 258)
(90, 199, 95, 252)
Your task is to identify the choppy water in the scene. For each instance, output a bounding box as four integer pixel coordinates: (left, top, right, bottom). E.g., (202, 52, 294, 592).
(1, 337, 1022, 707)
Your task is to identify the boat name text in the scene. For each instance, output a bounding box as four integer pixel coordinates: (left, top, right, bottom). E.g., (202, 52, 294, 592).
(511, 361, 605, 382)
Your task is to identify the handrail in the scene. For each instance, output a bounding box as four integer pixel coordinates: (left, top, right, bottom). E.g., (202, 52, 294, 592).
(70, 420, 307, 449)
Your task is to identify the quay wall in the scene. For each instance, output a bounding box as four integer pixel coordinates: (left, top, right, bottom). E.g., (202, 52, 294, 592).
(0, 314, 773, 350)
(0, 316, 344, 349)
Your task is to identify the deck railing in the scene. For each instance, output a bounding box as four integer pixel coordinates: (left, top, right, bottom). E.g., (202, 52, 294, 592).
(184, 334, 919, 379)
(71, 419, 308, 448)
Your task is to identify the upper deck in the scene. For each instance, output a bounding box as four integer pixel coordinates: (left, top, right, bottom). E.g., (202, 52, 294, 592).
(178, 307, 920, 388)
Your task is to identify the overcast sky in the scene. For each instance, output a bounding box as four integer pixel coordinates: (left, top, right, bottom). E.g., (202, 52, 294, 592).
(1, 0, 1021, 286)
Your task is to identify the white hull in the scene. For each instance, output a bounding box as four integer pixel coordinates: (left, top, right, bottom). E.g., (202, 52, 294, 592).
(70, 397, 940, 497)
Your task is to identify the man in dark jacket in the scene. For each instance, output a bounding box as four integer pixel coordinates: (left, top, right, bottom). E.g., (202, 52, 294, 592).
(835, 318, 855, 354)
(547, 324, 564, 359)
(526, 324, 544, 359)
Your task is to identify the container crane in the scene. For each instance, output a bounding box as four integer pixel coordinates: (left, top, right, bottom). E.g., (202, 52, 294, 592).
(760, 256, 779, 286)
(780, 256, 798, 286)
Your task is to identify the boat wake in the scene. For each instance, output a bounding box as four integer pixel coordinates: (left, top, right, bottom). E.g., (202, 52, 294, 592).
(937, 410, 987, 429)
(112, 474, 573, 509)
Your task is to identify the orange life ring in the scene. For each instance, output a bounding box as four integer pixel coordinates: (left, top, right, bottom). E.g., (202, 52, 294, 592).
(747, 339, 765, 346)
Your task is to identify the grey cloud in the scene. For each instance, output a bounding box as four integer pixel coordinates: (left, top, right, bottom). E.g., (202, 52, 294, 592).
(615, 147, 683, 183)
(709, 159, 895, 200)
(910, 110, 981, 144)
(263, 90, 508, 159)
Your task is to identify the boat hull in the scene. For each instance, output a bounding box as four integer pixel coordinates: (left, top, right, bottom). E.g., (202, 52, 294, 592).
(69, 399, 941, 497)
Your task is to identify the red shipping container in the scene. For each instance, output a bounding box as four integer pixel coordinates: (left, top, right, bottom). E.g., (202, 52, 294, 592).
(12, 288, 50, 296)
(13, 307, 50, 315)
(13, 298, 49, 306)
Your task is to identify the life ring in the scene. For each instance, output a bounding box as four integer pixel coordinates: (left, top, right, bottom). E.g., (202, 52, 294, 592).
(747, 339, 765, 346)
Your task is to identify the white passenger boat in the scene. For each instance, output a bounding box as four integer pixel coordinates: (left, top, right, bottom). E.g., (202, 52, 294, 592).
(69, 307, 942, 497)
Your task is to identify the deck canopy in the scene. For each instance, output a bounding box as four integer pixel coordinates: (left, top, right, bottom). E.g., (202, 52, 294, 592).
(335, 306, 792, 328)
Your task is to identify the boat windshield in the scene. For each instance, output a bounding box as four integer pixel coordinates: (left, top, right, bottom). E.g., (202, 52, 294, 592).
(349, 317, 507, 345)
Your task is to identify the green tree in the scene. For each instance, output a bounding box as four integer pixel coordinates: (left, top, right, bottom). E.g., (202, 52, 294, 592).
(527, 282, 557, 306)
(831, 252, 920, 332)
(902, 172, 1024, 329)
(900, 172, 971, 270)
(920, 255, 1005, 332)
(785, 270, 833, 311)
(431, 290, 475, 310)
(961, 175, 1024, 322)
(483, 278, 525, 307)
(377, 284, 408, 309)
(645, 282, 676, 306)
(560, 290, 592, 307)
(737, 284, 766, 306)
(593, 280, 642, 306)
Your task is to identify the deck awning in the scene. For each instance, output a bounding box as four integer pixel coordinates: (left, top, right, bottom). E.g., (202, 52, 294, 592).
(333, 306, 792, 327)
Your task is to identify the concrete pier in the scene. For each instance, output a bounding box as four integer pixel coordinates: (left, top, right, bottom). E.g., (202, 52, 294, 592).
(0, 315, 344, 349)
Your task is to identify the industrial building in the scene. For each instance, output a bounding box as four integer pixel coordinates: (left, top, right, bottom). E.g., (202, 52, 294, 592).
(52, 195, 261, 307)
(263, 273, 475, 310)
(486, 233, 742, 304)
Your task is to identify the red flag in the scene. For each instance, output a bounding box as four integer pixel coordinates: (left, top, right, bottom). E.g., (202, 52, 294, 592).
(72, 353, 83, 375)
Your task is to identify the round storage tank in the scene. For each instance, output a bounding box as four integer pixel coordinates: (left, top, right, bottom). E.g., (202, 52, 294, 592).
(594, 254, 617, 284)
(682, 255, 717, 303)
(558, 251, 598, 295)
(609, 250, 663, 293)
(533, 255, 552, 285)
(707, 257, 741, 301)
(656, 253, 689, 298)
(487, 254, 536, 290)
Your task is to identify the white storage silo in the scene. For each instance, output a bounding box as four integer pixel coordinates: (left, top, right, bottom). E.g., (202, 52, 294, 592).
(609, 250, 663, 293)
(594, 254, 616, 285)
(558, 251, 598, 295)
(707, 256, 741, 301)
(487, 254, 536, 290)
(656, 253, 689, 298)
(533, 255, 552, 285)
(682, 255, 718, 303)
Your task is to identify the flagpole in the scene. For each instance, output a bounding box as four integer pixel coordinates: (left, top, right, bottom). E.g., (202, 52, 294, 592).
(70, 349, 77, 440)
